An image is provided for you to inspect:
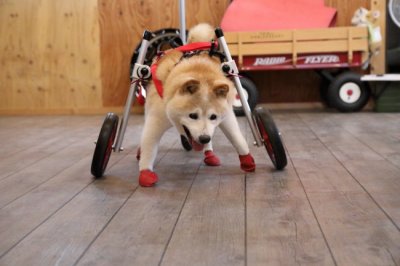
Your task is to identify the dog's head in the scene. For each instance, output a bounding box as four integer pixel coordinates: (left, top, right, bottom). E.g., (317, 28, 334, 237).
(163, 55, 235, 151)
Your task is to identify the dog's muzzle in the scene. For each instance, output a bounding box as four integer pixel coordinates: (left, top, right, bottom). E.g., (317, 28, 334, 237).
(182, 125, 209, 151)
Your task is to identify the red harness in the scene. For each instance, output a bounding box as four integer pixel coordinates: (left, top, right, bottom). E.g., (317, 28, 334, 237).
(150, 41, 218, 98)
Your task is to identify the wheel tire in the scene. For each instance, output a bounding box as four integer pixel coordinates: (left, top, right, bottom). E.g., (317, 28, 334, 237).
(91, 113, 119, 178)
(253, 107, 287, 170)
(130, 28, 182, 77)
(319, 77, 332, 107)
(327, 71, 370, 112)
(233, 77, 259, 116)
(180, 135, 192, 151)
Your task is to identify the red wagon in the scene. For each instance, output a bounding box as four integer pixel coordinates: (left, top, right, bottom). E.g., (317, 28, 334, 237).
(224, 27, 371, 112)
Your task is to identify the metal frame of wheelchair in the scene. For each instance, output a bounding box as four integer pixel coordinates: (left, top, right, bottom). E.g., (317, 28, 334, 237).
(91, 28, 287, 178)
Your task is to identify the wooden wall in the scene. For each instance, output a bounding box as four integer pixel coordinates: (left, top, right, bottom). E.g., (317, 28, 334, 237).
(0, 0, 102, 114)
(0, 0, 371, 114)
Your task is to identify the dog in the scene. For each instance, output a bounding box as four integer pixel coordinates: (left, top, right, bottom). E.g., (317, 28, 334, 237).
(137, 23, 255, 187)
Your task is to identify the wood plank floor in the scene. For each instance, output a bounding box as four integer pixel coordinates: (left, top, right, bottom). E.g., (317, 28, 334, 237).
(0, 110, 399, 266)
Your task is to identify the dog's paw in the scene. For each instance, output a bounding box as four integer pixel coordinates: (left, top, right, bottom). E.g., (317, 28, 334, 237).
(239, 154, 256, 172)
(139, 169, 158, 187)
(204, 150, 221, 166)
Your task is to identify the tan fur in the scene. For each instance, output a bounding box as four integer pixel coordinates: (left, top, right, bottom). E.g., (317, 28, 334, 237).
(146, 50, 234, 117)
(187, 23, 216, 43)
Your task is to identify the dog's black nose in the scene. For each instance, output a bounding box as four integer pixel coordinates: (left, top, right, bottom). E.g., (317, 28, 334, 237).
(199, 135, 211, 144)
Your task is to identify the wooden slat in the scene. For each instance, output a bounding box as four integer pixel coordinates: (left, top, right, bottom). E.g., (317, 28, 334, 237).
(0, 120, 175, 265)
(74, 133, 201, 266)
(0, 116, 68, 158)
(283, 113, 400, 265)
(295, 27, 367, 41)
(228, 39, 368, 56)
(228, 42, 293, 56)
(245, 114, 334, 265)
(295, 39, 367, 54)
(0, 106, 128, 116)
(0, 155, 96, 256)
(301, 113, 400, 225)
(160, 122, 248, 266)
(0, 153, 137, 265)
(225, 31, 294, 43)
(225, 27, 367, 44)
(0, 114, 144, 207)
(0, 133, 96, 208)
(342, 113, 400, 169)
(0, 117, 98, 180)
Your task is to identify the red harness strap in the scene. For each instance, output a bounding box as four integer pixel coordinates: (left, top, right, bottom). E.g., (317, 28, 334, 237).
(151, 41, 218, 98)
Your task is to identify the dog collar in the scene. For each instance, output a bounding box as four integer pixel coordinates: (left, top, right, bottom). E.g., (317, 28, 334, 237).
(151, 41, 219, 98)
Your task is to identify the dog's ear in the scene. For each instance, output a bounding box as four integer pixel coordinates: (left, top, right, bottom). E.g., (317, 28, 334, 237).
(181, 79, 200, 95)
(213, 83, 229, 98)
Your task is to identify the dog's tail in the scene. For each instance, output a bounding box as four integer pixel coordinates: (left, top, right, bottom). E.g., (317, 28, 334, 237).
(187, 23, 216, 43)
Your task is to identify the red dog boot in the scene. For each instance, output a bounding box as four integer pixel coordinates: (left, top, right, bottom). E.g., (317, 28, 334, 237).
(204, 150, 221, 166)
(139, 169, 158, 187)
(239, 154, 256, 172)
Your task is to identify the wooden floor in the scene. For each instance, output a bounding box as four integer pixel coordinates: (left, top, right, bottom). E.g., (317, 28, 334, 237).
(0, 110, 399, 266)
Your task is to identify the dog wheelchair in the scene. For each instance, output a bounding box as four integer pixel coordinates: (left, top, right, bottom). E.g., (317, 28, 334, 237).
(91, 28, 287, 178)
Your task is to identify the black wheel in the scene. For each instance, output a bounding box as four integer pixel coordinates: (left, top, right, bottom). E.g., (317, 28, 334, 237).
(233, 77, 259, 116)
(91, 113, 119, 178)
(327, 71, 370, 112)
(253, 107, 287, 170)
(180, 135, 192, 151)
(130, 28, 183, 78)
(319, 77, 332, 107)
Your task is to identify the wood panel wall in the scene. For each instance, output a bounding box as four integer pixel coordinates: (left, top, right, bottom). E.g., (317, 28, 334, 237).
(0, 0, 102, 114)
(0, 0, 372, 114)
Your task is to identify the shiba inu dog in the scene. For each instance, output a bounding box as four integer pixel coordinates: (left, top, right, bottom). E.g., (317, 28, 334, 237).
(137, 23, 255, 187)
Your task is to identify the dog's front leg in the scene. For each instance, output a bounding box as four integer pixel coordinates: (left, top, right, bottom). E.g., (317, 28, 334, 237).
(219, 110, 256, 172)
(138, 113, 171, 186)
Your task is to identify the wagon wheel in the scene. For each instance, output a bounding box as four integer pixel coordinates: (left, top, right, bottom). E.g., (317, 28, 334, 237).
(91, 113, 119, 178)
(253, 107, 287, 170)
(233, 77, 259, 116)
(327, 71, 370, 112)
(320, 77, 332, 107)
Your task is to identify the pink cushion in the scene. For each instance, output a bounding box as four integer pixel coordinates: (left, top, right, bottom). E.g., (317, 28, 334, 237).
(221, 0, 337, 31)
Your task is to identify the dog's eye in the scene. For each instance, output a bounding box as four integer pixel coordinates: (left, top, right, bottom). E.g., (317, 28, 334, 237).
(189, 113, 199, 120)
(210, 114, 217, 120)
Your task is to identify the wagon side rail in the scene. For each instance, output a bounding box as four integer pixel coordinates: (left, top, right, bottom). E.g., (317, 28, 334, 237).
(224, 27, 369, 70)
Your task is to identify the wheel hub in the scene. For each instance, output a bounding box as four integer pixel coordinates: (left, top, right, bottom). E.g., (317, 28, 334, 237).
(339, 82, 361, 104)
